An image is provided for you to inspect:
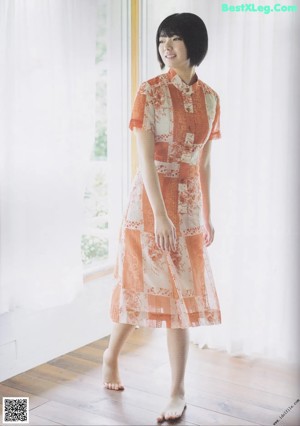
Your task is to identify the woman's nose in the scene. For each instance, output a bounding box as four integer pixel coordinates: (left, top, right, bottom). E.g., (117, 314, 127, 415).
(165, 38, 173, 49)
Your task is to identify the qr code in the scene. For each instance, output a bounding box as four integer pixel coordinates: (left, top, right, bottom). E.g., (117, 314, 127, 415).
(2, 397, 29, 424)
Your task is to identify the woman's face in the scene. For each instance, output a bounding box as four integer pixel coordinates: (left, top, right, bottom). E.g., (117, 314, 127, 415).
(158, 34, 190, 69)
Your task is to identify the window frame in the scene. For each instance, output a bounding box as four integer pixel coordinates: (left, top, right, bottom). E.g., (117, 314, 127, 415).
(83, 0, 131, 281)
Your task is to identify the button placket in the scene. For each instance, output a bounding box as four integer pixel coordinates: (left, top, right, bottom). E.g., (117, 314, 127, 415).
(183, 93, 193, 113)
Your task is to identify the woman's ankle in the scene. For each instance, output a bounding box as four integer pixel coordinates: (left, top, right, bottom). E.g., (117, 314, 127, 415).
(170, 393, 185, 400)
(170, 386, 185, 399)
(103, 347, 119, 364)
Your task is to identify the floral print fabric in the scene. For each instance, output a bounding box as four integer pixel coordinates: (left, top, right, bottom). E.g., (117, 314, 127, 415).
(110, 68, 222, 328)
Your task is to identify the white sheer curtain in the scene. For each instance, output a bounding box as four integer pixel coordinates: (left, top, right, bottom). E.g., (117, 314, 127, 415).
(141, 0, 300, 363)
(0, 0, 97, 313)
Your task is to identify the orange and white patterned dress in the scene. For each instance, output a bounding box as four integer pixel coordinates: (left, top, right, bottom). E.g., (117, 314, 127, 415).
(110, 68, 222, 329)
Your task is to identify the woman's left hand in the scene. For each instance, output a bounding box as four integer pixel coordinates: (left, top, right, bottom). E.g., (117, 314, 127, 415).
(203, 220, 215, 247)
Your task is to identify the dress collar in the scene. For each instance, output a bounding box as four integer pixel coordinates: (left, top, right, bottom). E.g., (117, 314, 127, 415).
(167, 68, 199, 95)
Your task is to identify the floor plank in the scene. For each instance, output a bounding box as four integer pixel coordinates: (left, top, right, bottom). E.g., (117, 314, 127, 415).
(1, 327, 299, 425)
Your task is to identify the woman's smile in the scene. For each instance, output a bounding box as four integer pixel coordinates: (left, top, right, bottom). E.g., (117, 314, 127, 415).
(165, 53, 176, 59)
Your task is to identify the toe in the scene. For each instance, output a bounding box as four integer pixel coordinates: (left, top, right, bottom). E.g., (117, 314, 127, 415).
(165, 410, 179, 420)
(156, 413, 164, 423)
(165, 413, 173, 420)
(104, 381, 125, 391)
(115, 383, 124, 391)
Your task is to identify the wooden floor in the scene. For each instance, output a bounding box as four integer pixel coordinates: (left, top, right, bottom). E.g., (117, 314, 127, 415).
(1, 327, 299, 425)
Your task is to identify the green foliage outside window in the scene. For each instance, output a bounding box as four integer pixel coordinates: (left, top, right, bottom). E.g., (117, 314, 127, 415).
(81, 235, 108, 265)
(81, 1, 109, 267)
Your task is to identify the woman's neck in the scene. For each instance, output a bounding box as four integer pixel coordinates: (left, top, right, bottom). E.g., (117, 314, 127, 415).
(173, 66, 197, 85)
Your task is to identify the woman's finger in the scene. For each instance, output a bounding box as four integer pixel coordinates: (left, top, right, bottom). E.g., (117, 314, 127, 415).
(159, 234, 173, 251)
(155, 233, 161, 249)
(165, 234, 171, 251)
(168, 232, 176, 251)
(172, 227, 177, 251)
(205, 228, 214, 246)
(155, 224, 177, 251)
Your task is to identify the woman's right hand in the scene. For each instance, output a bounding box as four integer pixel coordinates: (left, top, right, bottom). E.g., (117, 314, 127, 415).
(154, 213, 177, 251)
(134, 128, 177, 251)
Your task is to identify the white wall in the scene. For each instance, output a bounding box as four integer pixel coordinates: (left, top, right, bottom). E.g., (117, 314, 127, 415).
(0, 275, 114, 382)
(0, 0, 130, 383)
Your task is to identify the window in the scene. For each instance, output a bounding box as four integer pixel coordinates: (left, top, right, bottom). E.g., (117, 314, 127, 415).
(82, 0, 130, 278)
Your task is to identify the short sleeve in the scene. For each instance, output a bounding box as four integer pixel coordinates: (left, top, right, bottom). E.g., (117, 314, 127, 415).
(207, 94, 221, 141)
(129, 81, 155, 133)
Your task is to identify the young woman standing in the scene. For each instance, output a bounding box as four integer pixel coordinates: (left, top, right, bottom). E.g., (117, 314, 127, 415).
(103, 12, 222, 423)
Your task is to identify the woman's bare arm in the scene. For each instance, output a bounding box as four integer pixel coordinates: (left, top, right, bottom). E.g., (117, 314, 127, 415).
(199, 140, 215, 246)
(134, 128, 176, 251)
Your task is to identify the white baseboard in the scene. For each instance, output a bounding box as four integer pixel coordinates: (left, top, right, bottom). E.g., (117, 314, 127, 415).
(0, 275, 114, 382)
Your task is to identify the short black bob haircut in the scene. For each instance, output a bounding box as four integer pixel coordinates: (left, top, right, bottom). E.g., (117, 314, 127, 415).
(156, 13, 208, 69)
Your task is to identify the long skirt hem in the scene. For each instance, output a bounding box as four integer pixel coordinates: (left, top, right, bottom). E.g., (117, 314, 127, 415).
(110, 304, 221, 329)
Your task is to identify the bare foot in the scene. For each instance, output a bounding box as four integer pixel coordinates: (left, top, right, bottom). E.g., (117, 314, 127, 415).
(102, 348, 124, 391)
(157, 396, 187, 423)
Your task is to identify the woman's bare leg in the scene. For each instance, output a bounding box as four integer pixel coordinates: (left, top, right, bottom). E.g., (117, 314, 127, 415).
(102, 322, 135, 390)
(157, 328, 189, 422)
